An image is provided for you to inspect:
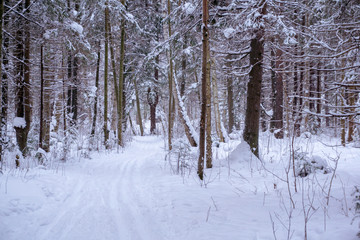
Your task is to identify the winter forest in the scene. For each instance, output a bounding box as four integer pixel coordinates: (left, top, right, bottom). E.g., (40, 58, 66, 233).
(1, 0, 360, 239)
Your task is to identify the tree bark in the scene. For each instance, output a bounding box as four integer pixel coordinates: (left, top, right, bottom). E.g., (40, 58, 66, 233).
(0, 0, 3, 163)
(272, 47, 284, 139)
(14, 0, 30, 156)
(243, 1, 266, 158)
(104, 2, 109, 146)
(134, 78, 144, 136)
(147, 88, 158, 134)
(167, 0, 174, 150)
(205, 46, 212, 168)
(211, 59, 224, 142)
(39, 46, 44, 150)
(226, 55, 234, 133)
(91, 41, 101, 138)
(118, 0, 126, 146)
(198, 0, 209, 180)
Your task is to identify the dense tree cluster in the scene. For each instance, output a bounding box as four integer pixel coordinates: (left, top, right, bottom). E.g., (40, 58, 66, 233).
(0, 0, 359, 175)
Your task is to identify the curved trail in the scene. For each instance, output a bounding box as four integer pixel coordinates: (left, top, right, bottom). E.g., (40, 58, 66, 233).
(36, 136, 166, 240)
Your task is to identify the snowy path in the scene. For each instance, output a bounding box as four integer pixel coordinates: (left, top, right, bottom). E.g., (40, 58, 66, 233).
(1, 136, 167, 240)
(1, 135, 359, 240)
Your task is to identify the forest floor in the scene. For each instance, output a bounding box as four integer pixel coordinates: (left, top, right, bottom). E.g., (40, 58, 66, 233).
(1, 134, 360, 240)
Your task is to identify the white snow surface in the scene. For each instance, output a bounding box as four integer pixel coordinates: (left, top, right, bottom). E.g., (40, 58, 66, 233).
(69, 21, 83, 35)
(223, 27, 235, 39)
(183, 2, 196, 15)
(1, 134, 360, 240)
(13, 117, 26, 128)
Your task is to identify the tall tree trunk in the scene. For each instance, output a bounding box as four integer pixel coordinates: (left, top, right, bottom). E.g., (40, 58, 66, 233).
(211, 59, 224, 142)
(293, 60, 300, 137)
(272, 47, 284, 139)
(134, 78, 144, 136)
(104, 2, 109, 146)
(42, 46, 53, 152)
(270, 47, 276, 131)
(205, 47, 212, 168)
(167, 0, 175, 150)
(147, 87, 158, 135)
(243, 1, 266, 158)
(198, 0, 209, 180)
(14, 0, 30, 156)
(67, 1, 79, 128)
(91, 41, 100, 138)
(0, 0, 3, 163)
(118, 0, 126, 146)
(316, 63, 322, 127)
(226, 55, 234, 133)
(39, 46, 44, 150)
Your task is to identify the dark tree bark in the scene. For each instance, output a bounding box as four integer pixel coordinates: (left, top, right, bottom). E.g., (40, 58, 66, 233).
(39, 46, 44, 150)
(91, 41, 101, 138)
(293, 60, 301, 137)
(243, 1, 266, 158)
(198, 0, 209, 180)
(226, 55, 234, 133)
(272, 48, 284, 139)
(118, 0, 126, 146)
(67, 1, 80, 128)
(14, 0, 31, 156)
(104, 2, 109, 145)
(0, 0, 3, 163)
(147, 88, 159, 134)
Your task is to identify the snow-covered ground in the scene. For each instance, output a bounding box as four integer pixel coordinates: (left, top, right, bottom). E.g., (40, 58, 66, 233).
(1, 134, 359, 240)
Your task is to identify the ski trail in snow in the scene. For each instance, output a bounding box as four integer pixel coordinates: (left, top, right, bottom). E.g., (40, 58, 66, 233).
(36, 136, 165, 240)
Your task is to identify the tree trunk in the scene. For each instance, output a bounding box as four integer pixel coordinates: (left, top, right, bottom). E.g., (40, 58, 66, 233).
(167, 0, 174, 150)
(118, 0, 126, 146)
(0, 0, 3, 163)
(205, 46, 212, 168)
(243, 1, 266, 158)
(108, 23, 120, 138)
(104, 2, 109, 146)
(316, 64, 322, 128)
(134, 78, 144, 136)
(272, 48, 284, 139)
(293, 58, 300, 137)
(14, 1, 30, 156)
(147, 88, 158, 134)
(226, 55, 234, 133)
(198, 0, 209, 180)
(211, 59, 225, 142)
(91, 41, 101, 138)
(39, 46, 44, 150)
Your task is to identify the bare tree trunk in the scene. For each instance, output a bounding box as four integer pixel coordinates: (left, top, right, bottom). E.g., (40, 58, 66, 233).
(134, 78, 144, 136)
(316, 64, 322, 127)
(293, 63, 299, 136)
(167, 0, 174, 150)
(272, 48, 284, 139)
(205, 47, 212, 168)
(226, 55, 234, 133)
(14, 1, 29, 156)
(0, 0, 3, 163)
(67, 1, 79, 129)
(91, 41, 101, 138)
(198, 0, 209, 180)
(39, 46, 44, 150)
(108, 23, 121, 138)
(211, 59, 224, 142)
(243, 1, 266, 158)
(104, 2, 109, 146)
(147, 87, 158, 134)
(118, 0, 126, 146)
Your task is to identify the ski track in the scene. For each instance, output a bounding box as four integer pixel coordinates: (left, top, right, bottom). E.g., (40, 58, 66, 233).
(25, 136, 165, 240)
